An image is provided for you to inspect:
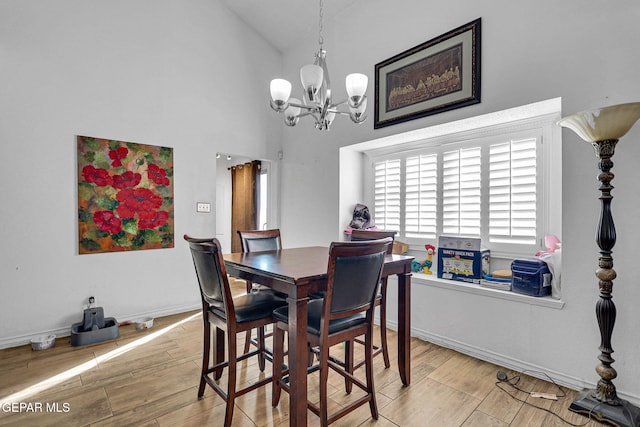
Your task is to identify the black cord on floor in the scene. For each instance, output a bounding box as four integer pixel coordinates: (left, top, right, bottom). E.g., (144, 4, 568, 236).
(495, 370, 602, 426)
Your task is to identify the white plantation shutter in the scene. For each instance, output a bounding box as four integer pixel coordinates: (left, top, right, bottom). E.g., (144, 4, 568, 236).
(489, 138, 537, 244)
(442, 148, 481, 236)
(405, 154, 437, 238)
(373, 159, 401, 231)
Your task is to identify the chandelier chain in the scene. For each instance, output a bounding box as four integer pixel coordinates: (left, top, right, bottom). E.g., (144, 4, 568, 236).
(318, 0, 324, 48)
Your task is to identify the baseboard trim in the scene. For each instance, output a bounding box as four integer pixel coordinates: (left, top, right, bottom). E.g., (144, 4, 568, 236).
(380, 318, 640, 407)
(0, 303, 200, 350)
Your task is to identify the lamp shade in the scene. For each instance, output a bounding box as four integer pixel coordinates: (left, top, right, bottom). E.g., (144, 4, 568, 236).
(300, 65, 323, 99)
(558, 102, 640, 142)
(346, 73, 368, 98)
(270, 79, 292, 103)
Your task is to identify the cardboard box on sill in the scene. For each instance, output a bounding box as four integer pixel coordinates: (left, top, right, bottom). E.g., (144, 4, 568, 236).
(437, 235, 490, 284)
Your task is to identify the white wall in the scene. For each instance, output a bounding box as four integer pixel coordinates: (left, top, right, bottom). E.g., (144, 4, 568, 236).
(0, 0, 283, 346)
(277, 0, 640, 402)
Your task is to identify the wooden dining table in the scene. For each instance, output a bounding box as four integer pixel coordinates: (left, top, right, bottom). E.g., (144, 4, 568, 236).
(223, 246, 414, 426)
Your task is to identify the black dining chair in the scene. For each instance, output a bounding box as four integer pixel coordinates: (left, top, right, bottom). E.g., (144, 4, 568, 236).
(237, 229, 288, 367)
(237, 228, 284, 296)
(349, 229, 397, 370)
(271, 238, 392, 426)
(184, 235, 287, 427)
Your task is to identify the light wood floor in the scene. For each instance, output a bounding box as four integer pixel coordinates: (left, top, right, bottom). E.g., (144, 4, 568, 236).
(0, 279, 604, 427)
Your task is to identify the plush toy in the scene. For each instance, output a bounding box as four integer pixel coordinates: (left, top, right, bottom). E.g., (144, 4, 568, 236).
(410, 244, 436, 274)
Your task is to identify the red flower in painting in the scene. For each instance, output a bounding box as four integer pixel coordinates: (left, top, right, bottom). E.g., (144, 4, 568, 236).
(115, 188, 163, 219)
(82, 165, 113, 187)
(138, 210, 169, 230)
(109, 147, 128, 167)
(93, 210, 122, 234)
(112, 171, 142, 189)
(147, 163, 170, 186)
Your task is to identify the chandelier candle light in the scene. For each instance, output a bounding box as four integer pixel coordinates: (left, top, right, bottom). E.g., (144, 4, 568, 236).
(269, 0, 368, 130)
(558, 102, 640, 427)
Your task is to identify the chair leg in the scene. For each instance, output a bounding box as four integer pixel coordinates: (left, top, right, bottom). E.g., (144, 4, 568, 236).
(319, 342, 330, 427)
(379, 278, 391, 369)
(244, 329, 252, 354)
(213, 326, 225, 380)
(308, 343, 316, 367)
(224, 329, 238, 427)
(198, 321, 211, 399)
(243, 280, 254, 355)
(272, 326, 285, 407)
(344, 340, 354, 394)
(365, 327, 379, 420)
(257, 326, 266, 372)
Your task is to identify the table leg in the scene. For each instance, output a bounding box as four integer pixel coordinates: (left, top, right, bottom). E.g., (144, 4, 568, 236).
(397, 272, 411, 386)
(287, 295, 309, 426)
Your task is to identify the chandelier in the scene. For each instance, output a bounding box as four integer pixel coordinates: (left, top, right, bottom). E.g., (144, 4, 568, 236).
(269, 0, 368, 131)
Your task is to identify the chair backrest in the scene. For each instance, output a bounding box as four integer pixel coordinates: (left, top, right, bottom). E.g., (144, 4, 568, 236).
(184, 235, 234, 315)
(349, 230, 397, 254)
(325, 238, 392, 317)
(237, 229, 282, 253)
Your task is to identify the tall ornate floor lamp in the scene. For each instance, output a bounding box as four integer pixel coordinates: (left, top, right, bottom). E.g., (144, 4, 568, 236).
(558, 102, 640, 427)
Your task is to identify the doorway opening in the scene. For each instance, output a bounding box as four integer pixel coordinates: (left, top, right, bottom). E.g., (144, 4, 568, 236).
(215, 155, 277, 252)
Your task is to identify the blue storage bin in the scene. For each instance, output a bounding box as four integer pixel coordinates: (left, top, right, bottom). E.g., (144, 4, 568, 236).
(511, 258, 552, 297)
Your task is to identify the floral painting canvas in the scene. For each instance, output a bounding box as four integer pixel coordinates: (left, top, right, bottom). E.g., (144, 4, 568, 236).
(77, 136, 174, 254)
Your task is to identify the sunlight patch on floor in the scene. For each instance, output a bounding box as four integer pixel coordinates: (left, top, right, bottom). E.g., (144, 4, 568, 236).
(0, 312, 199, 406)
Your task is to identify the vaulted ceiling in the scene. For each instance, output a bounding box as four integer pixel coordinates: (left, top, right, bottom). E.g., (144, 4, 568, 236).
(219, 0, 361, 52)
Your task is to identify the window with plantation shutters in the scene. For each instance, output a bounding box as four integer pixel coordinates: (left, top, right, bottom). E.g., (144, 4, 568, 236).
(489, 137, 538, 245)
(359, 99, 560, 263)
(368, 124, 550, 257)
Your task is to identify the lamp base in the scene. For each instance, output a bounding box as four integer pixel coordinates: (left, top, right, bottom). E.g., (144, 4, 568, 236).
(569, 389, 640, 427)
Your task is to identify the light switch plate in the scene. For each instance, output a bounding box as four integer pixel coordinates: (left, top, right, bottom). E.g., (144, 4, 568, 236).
(196, 202, 211, 213)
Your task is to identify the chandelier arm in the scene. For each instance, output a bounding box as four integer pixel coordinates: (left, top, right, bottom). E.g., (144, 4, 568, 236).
(287, 101, 319, 113)
(331, 95, 368, 109)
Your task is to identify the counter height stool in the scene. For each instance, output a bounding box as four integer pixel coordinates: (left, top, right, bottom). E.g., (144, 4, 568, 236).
(184, 235, 287, 427)
(349, 229, 397, 370)
(271, 238, 392, 426)
(237, 229, 288, 369)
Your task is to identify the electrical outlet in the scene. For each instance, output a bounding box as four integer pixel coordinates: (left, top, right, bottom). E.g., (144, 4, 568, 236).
(196, 202, 211, 213)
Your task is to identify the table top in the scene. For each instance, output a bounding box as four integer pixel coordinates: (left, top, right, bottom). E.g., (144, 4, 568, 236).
(224, 246, 329, 284)
(223, 246, 414, 283)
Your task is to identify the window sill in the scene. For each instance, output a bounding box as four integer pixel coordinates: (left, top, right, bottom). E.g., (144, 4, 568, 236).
(410, 273, 565, 309)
